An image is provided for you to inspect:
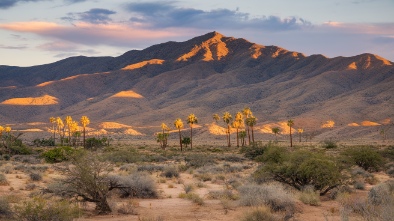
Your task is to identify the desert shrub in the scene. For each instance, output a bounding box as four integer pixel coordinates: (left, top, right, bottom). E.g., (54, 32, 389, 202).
(240, 145, 265, 160)
(0, 196, 13, 218)
(258, 150, 342, 195)
(2, 154, 10, 161)
(220, 154, 246, 162)
(238, 183, 295, 213)
(184, 153, 216, 168)
(255, 145, 287, 164)
(41, 146, 77, 163)
(353, 180, 365, 190)
(0, 174, 8, 185)
(194, 173, 212, 182)
(183, 184, 194, 193)
(137, 164, 164, 173)
(299, 186, 321, 206)
(178, 192, 204, 205)
(29, 173, 42, 181)
(328, 185, 353, 200)
(223, 163, 244, 173)
(380, 146, 394, 161)
(368, 180, 394, 205)
(343, 146, 384, 172)
(103, 149, 141, 163)
(114, 172, 158, 198)
(25, 183, 37, 191)
(387, 166, 394, 177)
(321, 139, 338, 149)
(116, 200, 138, 215)
(9, 145, 33, 155)
(241, 206, 278, 221)
(161, 166, 179, 178)
(85, 137, 107, 149)
(14, 197, 80, 221)
(119, 164, 135, 172)
(33, 138, 54, 147)
(207, 190, 239, 200)
(13, 155, 41, 164)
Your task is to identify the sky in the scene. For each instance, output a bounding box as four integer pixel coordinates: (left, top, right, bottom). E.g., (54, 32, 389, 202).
(0, 0, 393, 67)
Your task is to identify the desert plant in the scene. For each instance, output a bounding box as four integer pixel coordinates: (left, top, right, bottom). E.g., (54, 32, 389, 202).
(287, 119, 294, 147)
(0, 196, 13, 218)
(241, 206, 278, 221)
(238, 183, 295, 213)
(258, 149, 342, 195)
(41, 146, 77, 163)
(299, 185, 321, 206)
(0, 173, 8, 185)
(114, 172, 158, 199)
(322, 139, 337, 149)
(344, 146, 384, 172)
(29, 173, 42, 181)
(181, 137, 191, 148)
(178, 192, 204, 205)
(137, 164, 164, 173)
(208, 190, 239, 200)
(222, 112, 233, 147)
(174, 118, 184, 151)
(187, 113, 198, 149)
(185, 153, 216, 168)
(14, 196, 80, 221)
(161, 166, 179, 178)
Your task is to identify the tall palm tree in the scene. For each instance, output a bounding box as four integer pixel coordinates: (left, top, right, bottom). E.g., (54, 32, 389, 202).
(64, 116, 73, 145)
(271, 127, 280, 142)
(287, 119, 294, 147)
(297, 128, 304, 142)
(242, 107, 252, 145)
(80, 116, 90, 148)
(49, 117, 56, 144)
(222, 112, 232, 147)
(187, 114, 198, 149)
(233, 112, 243, 147)
(56, 117, 65, 145)
(174, 118, 184, 151)
(246, 116, 257, 144)
(239, 131, 246, 146)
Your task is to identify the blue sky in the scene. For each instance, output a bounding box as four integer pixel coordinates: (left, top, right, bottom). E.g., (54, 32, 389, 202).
(0, 0, 393, 66)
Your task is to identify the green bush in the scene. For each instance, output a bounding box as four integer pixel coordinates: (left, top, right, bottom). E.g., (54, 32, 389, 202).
(161, 166, 179, 178)
(41, 146, 77, 163)
(103, 149, 141, 163)
(85, 137, 107, 149)
(344, 146, 385, 172)
(257, 150, 342, 196)
(10, 145, 33, 155)
(33, 138, 55, 147)
(185, 153, 216, 168)
(14, 197, 81, 221)
(240, 145, 265, 160)
(299, 186, 321, 206)
(321, 139, 338, 149)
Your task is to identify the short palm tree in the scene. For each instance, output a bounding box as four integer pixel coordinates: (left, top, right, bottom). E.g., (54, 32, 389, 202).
(287, 119, 294, 147)
(56, 117, 65, 145)
(80, 116, 90, 148)
(233, 112, 243, 147)
(271, 127, 280, 142)
(297, 128, 304, 142)
(212, 114, 220, 123)
(187, 114, 198, 149)
(174, 118, 184, 151)
(160, 123, 170, 149)
(239, 131, 246, 146)
(222, 112, 232, 147)
(242, 107, 252, 145)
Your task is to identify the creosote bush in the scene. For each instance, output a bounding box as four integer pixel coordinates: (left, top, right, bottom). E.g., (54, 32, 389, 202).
(14, 197, 81, 221)
(343, 146, 384, 172)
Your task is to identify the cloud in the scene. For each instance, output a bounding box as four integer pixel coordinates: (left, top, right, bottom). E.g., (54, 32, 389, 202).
(125, 1, 311, 31)
(0, 0, 46, 9)
(0, 44, 27, 49)
(62, 8, 116, 24)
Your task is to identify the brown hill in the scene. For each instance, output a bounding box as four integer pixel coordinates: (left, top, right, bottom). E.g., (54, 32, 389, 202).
(0, 31, 393, 142)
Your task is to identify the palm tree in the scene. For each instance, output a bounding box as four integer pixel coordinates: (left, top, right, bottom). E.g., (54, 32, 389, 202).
(56, 117, 65, 145)
(174, 118, 184, 151)
(233, 112, 243, 147)
(297, 128, 304, 142)
(242, 107, 252, 145)
(64, 116, 73, 145)
(161, 123, 170, 149)
(271, 127, 280, 142)
(239, 131, 246, 146)
(287, 119, 294, 147)
(80, 116, 90, 148)
(49, 117, 56, 144)
(222, 112, 232, 147)
(246, 116, 257, 144)
(187, 114, 198, 149)
(212, 114, 220, 123)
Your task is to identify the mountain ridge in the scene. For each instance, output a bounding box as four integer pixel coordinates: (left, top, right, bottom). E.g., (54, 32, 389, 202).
(0, 31, 393, 141)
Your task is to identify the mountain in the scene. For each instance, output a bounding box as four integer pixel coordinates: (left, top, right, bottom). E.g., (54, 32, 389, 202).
(0, 31, 393, 142)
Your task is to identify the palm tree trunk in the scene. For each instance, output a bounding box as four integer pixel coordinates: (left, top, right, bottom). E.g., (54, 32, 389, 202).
(179, 128, 183, 151)
(236, 128, 239, 147)
(52, 125, 56, 145)
(83, 127, 86, 148)
(247, 126, 251, 145)
(251, 126, 255, 144)
(289, 127, 293, 147)
(190, 125, 193, 149)
(227, 125, 231, 147)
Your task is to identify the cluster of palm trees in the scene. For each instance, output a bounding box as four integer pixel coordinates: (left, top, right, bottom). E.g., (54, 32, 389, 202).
(213, 107, 257, 147)
(49, 115, 90, 148)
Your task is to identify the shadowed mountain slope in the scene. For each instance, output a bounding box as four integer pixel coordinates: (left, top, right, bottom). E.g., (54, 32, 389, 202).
(0, 31, 393, 140)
